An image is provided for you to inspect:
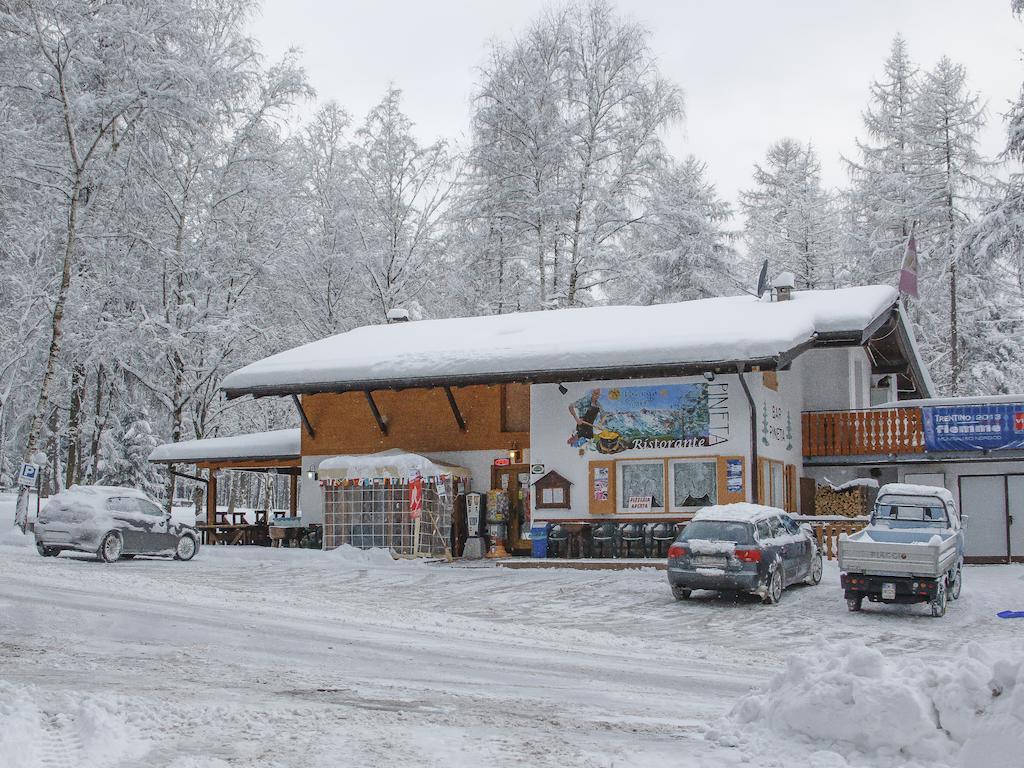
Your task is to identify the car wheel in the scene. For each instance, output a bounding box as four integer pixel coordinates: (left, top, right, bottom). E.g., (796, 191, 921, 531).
(806, 551, 823, 585)
(671, 585, 692, 601)
(930, 582, 947, 618)
(950, 567, 962, 600)
(174, 535, 197, 562)
(98, 531, 123, 563)
(763, 567, 783, 604)
(35, 542, 59, 557)
(847, 596, 863, 612)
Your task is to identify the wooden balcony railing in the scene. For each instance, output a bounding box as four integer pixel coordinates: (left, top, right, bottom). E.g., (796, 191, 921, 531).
(802, 408, 925, 458)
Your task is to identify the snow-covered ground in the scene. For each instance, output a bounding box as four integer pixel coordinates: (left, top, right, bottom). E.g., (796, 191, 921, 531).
(0, 492, 1021, 768)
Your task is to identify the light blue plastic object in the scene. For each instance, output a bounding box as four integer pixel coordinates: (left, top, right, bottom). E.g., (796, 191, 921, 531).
(997, 610, 1024, 619)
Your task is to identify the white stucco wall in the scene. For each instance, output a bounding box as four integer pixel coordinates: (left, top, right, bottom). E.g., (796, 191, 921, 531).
(529, 375, 756, 520)
(800, 347, 871, 412)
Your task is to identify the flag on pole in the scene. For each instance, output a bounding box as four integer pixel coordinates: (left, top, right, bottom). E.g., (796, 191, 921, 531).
(899, 235, 919, 299)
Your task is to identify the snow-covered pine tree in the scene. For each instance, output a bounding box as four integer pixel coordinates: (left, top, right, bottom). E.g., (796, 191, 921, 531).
(844, 35, 924, 285)
(740, 139, 840, 290)
(911, 56, 988, 395)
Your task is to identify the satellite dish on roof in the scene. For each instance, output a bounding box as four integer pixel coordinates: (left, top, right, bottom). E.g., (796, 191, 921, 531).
(755, 260, 769, 298)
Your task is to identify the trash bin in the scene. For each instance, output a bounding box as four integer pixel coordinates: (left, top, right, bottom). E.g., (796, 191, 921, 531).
(531, 523, 550, 558)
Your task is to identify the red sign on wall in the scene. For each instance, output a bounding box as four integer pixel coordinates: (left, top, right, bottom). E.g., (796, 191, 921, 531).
(1015, 411, 1024, 433)
(409, 476, 423, 520)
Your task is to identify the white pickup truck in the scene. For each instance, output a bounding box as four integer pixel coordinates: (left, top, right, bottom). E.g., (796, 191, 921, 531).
(838, 483, 965, 617)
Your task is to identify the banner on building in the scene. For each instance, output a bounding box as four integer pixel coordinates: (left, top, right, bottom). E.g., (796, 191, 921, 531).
(922, 403, 1024, 452)
(567, 383, 729, 455)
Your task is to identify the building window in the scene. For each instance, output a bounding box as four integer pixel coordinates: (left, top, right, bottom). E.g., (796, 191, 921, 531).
(617, 460, 665, 512)
(669, 459, 718, 512)
(501, 383, 530, 433)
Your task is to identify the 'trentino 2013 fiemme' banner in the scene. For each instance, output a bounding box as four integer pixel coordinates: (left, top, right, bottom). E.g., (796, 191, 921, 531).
(922, 403, 1024, 452)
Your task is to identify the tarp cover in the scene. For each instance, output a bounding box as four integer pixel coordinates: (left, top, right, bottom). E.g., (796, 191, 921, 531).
(317, 449, 470, 481)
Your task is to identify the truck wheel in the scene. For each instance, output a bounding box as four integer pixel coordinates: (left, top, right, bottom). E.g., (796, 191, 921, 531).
(763, 568, 783, 605)
(671, 586, 692, 601)
(846, 596, 863, 612)
(806, 552, 823, 585)
(930, 582, 947, 618)
(950, 567, 962, 600)
(35, 542, 59, 557)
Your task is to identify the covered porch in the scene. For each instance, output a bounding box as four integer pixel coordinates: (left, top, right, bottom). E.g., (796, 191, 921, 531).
(148, 428, 307, 546)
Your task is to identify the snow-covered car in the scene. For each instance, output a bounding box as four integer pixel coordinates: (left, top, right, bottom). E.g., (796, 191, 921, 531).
(839, 483, 964, 617)
(667, 503, 823, 604)
(34, 485, 199, 563)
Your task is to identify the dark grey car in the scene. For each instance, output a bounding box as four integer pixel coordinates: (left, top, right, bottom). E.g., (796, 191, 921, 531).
(35, 485, 199, 562)
(667, 506, 822, 604)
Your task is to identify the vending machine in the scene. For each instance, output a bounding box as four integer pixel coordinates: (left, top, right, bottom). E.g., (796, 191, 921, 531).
(462, 492, 485, 559)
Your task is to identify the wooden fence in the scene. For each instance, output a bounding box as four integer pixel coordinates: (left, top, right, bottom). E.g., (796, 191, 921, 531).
(803, 408, 925, 458)
(795, 515, 869, 560)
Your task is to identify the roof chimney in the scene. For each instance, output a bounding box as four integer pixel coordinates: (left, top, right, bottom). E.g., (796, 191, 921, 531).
(386, 308, 410, 323)
(771, 272, 796, 302)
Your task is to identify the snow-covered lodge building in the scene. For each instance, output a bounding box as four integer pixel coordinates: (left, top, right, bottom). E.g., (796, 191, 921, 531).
(150, 281, 1024, 562)
(206, 284, 936, 549)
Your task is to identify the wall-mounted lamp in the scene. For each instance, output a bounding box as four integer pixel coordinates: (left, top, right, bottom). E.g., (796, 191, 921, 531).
(557, 383, 568, 395)
(703, 371, 716, 382)
(306, 468, 317, 481)
(508, 443, 522, 463)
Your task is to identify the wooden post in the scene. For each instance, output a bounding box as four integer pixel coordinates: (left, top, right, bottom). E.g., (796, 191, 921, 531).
(290, 473, 298, 517)
(207, 470, 217, 526)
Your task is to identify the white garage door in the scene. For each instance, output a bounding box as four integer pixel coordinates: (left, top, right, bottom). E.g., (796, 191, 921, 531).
(960, 475, 1008, 561)
(1009, 476, 1024, 560)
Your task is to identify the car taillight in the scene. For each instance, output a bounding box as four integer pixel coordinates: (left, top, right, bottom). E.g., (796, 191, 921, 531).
(667, 543, 689, 559)
(734, 548, 762, 563)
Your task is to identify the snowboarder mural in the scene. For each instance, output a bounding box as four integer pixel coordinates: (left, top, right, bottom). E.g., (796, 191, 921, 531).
(567, 384, 727, 454)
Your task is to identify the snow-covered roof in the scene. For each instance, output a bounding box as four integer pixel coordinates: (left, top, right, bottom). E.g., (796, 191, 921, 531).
(148, 428, 301, 464)
(876, 483, 955, 507)
(316, 450, 470, 481)
(221, 285, 902, 397)
(691, 503, 783, 524)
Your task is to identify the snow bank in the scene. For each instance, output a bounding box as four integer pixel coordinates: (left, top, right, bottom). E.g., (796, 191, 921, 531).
(199, 542, 414, 568)
(715, 640, 1024, 767)
(0, 680, 158, 767)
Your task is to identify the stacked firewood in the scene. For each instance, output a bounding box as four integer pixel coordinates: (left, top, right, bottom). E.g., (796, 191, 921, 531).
(813, 483, 872, 517)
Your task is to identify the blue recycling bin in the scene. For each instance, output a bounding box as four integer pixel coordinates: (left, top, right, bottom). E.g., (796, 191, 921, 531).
(531, 523, 551, 558)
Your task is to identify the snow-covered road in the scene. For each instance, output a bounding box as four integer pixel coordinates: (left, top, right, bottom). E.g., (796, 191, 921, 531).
(1, 495, 1022, 767)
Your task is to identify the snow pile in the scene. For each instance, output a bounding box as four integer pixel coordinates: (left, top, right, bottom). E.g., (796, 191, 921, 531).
(0, 680, 158, 767)
(325, 543, 404, 566)
(715, 640, 1024, 767)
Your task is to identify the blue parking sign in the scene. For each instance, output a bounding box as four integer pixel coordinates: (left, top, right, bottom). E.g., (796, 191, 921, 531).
(17, 462, 39, 486)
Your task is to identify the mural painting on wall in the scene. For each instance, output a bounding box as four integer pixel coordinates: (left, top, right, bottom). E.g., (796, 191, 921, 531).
(568, 384, 729, 455)
(761, 400, 793, 451)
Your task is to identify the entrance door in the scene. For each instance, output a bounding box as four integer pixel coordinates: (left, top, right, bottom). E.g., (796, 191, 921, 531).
(1008, 476, 1024, 562)
(959, 475, 1009, 562)
(491, 464, 531, 553)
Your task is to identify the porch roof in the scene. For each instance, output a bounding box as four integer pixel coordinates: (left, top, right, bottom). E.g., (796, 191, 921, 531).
(148, 428, 301, 466)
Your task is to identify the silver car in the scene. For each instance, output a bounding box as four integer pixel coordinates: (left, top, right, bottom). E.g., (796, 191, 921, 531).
(34, 485, 199, 562)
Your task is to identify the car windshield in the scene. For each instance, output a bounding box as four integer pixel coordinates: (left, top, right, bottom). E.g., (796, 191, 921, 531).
(874, 503, 948, 526)
(680, 520, 755, 544)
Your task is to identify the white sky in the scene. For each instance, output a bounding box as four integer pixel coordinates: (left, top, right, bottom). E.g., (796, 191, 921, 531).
(249, 0, 1023, 209)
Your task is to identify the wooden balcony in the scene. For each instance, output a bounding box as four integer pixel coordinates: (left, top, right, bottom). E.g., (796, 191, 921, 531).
(803, 408, 925, 458)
